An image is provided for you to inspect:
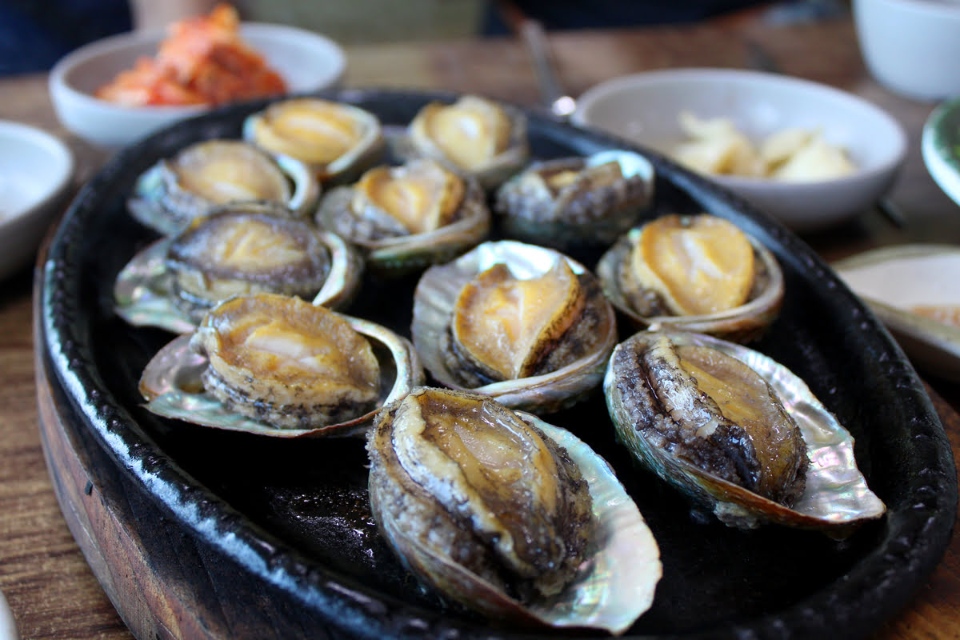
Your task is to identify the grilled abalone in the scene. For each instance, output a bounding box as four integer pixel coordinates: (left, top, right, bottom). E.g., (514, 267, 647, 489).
(114, 203, 363, 333)
(412, 241, 617, 413)
(139, 292, 424, 437)
(368, 387, 661, 633)
(128, 139, 319, 236)
(316, 158, 490, 274)
(494, 149, 655, 251)
(243, 97, 385, 185)
(405, 95, 528, 189)
(597, 213, 784, 342)
(604, 330, 886, 533)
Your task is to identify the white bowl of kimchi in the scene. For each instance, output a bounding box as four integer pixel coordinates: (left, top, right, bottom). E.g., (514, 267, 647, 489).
(49, 7, 345, 149)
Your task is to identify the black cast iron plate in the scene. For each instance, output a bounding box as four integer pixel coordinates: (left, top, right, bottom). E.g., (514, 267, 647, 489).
(40, 88, 957, 639)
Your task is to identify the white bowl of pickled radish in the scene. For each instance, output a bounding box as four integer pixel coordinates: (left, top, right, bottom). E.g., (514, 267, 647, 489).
(572, 68, 908, 233)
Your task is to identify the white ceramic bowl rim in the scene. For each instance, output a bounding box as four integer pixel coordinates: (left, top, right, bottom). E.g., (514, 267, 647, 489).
(0, 120, 74, 230)
(573, 68, 909, 189)
(49, 22, 347, 116)
(867, 0, 960, 18)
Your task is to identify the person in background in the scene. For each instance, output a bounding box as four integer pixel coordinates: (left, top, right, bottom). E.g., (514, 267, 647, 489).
(0, 0, 228, 76)
(482, 0, 775, 35)
(0, 0, 132, 75)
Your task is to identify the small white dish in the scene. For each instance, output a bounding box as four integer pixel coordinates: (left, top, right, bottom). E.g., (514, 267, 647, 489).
(922, 96, 960, 208)
(0, 121, 75, 280)
(49, 23, 346, 149)
(832, 244, 960, 382)
(0, 588, 18, 640)
(853, 0, 960, 102)
(572, 68, 908, 233)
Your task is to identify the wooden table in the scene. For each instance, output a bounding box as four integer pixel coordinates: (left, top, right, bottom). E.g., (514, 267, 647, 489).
(1, 13, 959, 640)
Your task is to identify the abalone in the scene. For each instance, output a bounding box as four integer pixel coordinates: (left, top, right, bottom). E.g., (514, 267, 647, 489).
(316, 158, 490, 274)
(604, 329, 886, 533)
(494, 149, 655, 251)
(412, 240, 617, 413)
(243, 97, 385, 184)
(127, 139, 318, 235)
(596, 213, 784, 342)
(139, 292, 424, 437)
(406, 94, 528, 189)
(114, 203, 363, 332)
(367, 386, 661, 633)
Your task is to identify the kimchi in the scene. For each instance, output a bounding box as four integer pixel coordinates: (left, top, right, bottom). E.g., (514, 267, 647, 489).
(96, 4, 287, 107)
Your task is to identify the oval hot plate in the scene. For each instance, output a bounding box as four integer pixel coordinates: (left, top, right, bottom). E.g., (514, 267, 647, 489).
(38, 88, 957, 639)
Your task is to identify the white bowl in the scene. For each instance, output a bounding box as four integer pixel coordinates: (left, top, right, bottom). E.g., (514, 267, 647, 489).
(854, 0, 960, 102)
(572, 68, 908, 233)
(833, 244, 960, 382)
(0, 588, 17, 640)
(49, 23, 346, 149)
(0, 121, 75, 280)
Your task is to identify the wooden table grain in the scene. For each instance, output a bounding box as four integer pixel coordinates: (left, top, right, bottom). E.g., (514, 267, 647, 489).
(1, 13, 959, 639)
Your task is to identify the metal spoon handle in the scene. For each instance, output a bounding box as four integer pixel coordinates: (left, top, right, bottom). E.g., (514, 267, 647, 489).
(520, 19, 576, 118)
